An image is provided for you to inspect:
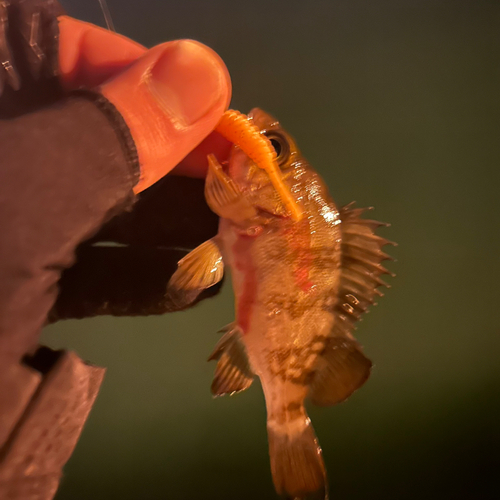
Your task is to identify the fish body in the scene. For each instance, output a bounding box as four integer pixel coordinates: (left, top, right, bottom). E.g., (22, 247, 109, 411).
(168, 109, 393, 499)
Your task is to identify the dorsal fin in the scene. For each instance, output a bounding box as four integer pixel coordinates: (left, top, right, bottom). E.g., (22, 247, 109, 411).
(333, 202, 396, 338)
(308, 203, 393, 407)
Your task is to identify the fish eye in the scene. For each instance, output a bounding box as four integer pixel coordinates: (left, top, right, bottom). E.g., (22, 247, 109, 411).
(264, 131, 290, 168)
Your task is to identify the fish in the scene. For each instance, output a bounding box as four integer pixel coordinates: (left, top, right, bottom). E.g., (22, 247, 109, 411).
(167, 108, 394, 499)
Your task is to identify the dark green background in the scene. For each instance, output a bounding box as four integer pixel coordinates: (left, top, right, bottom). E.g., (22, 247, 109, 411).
(44, 1, 499, 498)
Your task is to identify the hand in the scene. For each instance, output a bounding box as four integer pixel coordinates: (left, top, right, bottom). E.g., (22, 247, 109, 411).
(0, 2, 232, 362)
(0, 3, 232, 496)
(58, 15, 232, 188)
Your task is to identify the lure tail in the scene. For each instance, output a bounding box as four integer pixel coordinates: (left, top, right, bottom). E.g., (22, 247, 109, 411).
(267, 409, 327, 500)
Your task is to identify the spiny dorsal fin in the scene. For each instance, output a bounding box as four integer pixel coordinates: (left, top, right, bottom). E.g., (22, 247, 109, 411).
(208, 325, 255, 396)
(334, 202, 395, 338)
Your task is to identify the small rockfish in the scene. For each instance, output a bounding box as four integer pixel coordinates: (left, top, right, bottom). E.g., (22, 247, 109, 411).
(168, 109, 393, 499)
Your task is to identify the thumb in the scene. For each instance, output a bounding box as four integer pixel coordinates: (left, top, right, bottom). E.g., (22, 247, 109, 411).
(100, 40, 231, 193)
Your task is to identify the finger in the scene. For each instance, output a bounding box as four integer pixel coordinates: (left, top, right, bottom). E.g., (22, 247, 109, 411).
(173, 131, 232, 177)
(58, 16, 146, 89)
(58, 16, 229, 179)
(100, 40, 232, 193)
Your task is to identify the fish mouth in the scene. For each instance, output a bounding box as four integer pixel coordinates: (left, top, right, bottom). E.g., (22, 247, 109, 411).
(219, 159, 231, 173)
(254, 205, 290, 220)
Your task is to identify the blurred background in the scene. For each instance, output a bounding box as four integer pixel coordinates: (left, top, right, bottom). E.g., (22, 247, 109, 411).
(43, 0, 499, 498)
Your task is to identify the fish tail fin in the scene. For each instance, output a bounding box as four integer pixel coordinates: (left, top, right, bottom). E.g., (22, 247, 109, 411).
(267, 411, 328, 500)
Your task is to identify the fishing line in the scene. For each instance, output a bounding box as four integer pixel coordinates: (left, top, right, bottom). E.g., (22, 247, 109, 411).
(98, 0, 115, 31)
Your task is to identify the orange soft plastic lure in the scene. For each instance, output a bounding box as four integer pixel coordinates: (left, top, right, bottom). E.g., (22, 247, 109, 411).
(215, 110, 303, 221)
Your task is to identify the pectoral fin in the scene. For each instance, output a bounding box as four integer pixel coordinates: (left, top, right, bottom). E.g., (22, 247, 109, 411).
(208, 324, 255, 396)
(309, 337, 372, 407)
(166, 238, 223, 308)
(205, 154, 258, 223)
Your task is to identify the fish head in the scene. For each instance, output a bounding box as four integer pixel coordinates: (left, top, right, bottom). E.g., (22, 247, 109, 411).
(225, 108, 310, 220)
(205, 108, 323, 227)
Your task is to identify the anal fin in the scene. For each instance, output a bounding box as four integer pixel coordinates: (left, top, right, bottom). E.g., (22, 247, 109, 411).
(309, 337, 372, 407)
(208, 324, 255, 396)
